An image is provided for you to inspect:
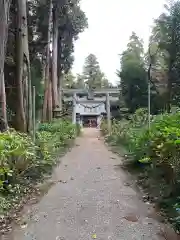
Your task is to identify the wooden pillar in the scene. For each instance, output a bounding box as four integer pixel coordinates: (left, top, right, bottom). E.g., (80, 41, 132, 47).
(106, 93, 111, 133)
(72, 93, 76, 124)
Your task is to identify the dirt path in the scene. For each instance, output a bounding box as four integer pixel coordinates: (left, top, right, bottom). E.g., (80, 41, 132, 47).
(6, 128, 172, 239)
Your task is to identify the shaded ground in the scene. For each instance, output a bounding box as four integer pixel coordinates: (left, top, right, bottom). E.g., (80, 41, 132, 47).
(4, 128, 177, 239)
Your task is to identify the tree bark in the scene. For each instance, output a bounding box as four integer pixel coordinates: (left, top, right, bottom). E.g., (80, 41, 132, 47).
(22, 0, 32, 133)
(166, 18, 176, 113)
(166, 68, 172, 113)
(47, 80, 52, 121)
(14, 0, 27, 131)
(0, 0, 8, 93)
(57, 31, 63, 112)
(52, 6, 59, 109)
(58, 73, 63, 111)
(0, 0, 11, 130)
(42, 0, 52, 122)
(1, 74, 7, 130)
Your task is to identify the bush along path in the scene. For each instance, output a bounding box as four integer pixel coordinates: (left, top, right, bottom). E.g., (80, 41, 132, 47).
(0, 119, 80, 235)
(101, 108, 180, 235)
(4, 128, 180, 240)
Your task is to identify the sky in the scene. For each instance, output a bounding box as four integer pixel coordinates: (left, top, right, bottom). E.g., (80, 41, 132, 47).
(72, 0, 166, 85)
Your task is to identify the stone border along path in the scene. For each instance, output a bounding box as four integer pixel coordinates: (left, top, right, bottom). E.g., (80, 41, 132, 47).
(4, 128, 179, 240)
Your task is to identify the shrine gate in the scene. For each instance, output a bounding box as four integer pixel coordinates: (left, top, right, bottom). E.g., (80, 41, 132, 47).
(62, 88, 120, 132)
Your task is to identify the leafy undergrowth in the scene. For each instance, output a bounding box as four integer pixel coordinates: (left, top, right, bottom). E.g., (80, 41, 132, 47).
(0, 119, 80, 234)
(101, 109, 180, 233)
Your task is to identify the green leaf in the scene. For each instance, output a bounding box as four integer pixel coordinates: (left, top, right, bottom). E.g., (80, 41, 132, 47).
(138, 157, 151, 164)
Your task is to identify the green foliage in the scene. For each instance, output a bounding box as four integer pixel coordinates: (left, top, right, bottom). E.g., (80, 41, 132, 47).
(31, 59, 44, 114)
(57, 0, 88, 75)
(117, 33, 148, 113)
(102, 109, 180, 231)
(0, 130, 37, 178)
(146, 1, 180, 112)
(118, 1, 180, 115)
(5, 0, 88, 128)
(101, 108, 149, 148)
(104, 109, 180, 170)
(0, 120, 79, 214)
(63, 71, 76, 89)
(82, 54, 111, 89)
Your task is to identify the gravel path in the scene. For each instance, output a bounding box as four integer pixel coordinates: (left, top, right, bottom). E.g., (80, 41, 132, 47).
(9, 128, 168, 240)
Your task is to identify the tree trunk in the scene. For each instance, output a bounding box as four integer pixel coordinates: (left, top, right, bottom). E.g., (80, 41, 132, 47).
(166, 19, 176, 113)
(0, 0, 8, 93)
(23, 63, 28, 125)
(47, 80, 52, 121)
(166, 56, 174, 113)
(22, 0, 32, 133)
(52, 6, 59, 109)
(42, 0, 52, 122)
(0, 0, 11, 130)
(1, 74, 7, 130)
(166, 70, 172, 113)
(14, 0, 27, 131)
(57, 31, 63, 112)
(58, 73, 63, 111)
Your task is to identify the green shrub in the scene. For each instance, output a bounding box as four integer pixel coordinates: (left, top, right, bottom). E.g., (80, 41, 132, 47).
(0, 119, 79, 214)
(102, 109, 180, 231)
(0, 130, 37, 187)
(104, 110, 180, 173)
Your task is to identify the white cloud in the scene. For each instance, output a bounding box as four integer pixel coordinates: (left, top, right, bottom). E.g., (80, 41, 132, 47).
(72, 0, 166, 84)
